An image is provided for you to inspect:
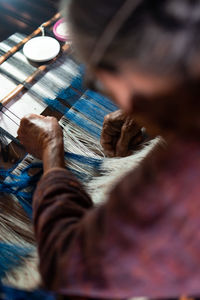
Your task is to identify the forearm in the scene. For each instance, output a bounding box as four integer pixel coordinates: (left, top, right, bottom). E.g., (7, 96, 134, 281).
(33, 156, 172, 299)
(42, 139, 65, 174)
(33, 163, 147, 293)
(33, 168, 94, 288)
(33, 164, 165, 298)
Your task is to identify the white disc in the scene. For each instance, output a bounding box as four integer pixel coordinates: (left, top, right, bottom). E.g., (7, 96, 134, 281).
(57, 22, 69, 36)
(23, 36, 60, 62)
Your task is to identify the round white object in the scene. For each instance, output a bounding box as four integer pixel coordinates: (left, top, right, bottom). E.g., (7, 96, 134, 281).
(56, 22, 69, 37)
(23, 36, 60, 62)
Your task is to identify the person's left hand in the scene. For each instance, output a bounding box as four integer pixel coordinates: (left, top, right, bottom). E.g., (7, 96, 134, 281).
(100, 110, 144, 157)
(17, 114, 63, 160)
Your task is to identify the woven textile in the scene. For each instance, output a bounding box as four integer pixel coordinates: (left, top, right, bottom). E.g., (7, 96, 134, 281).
(0, 32, 119, 289)
(0, 32, 156, 292)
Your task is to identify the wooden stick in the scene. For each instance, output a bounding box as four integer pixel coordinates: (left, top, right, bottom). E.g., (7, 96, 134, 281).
(1, 43, 70, 107)
(0, 12, 61, 65)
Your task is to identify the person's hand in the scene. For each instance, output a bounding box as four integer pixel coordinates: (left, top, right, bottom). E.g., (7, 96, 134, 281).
(100, 110, 144, 157)
(18, 114, 63, 159)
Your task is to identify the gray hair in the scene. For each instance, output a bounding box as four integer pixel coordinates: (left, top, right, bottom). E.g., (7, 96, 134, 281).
(62, 0, 200, 79)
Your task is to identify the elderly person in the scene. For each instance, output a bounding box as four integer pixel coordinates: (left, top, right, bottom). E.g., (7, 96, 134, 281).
(18, 0, 200, 298)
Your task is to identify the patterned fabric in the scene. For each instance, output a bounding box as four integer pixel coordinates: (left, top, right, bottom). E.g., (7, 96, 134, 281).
(0, 30, 153, 296)
(0, 31, 118, 290)
(0, 32, 81, 284)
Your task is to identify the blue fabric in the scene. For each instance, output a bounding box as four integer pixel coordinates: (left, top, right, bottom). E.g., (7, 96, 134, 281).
(43, 65, 86, 115)
(0, 163, 43, 218)
(0, 67, 117, 284)
(85, 89, 118, 112)
(0, 283, 55, 300)
(66, 153, 102, 182)
(0, 244, 32, 279)
(66, 152, 102, 167)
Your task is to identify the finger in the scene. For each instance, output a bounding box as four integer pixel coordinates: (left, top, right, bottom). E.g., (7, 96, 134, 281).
(101, 110, 131, 157)
(17, 119, 28, 137)
(20, 114, 45, 128)
(100, 126, 119, 156)
(45, 116, 57, 121)
(101, 110, 126, 139)
(100, 139, 117, 157)
(25, 114, 45, 119)
(17, 115, 34, 137)
(17, 115, 41, 140)
(19, 116, 30, 126)
(129, 130, 144, 148)
(101, 112, 126, 154)
(116, 117, 141, 157)
(103, 110, 126, 129)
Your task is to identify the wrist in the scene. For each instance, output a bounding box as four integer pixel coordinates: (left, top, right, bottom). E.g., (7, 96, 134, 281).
(42, 138, 65, 173)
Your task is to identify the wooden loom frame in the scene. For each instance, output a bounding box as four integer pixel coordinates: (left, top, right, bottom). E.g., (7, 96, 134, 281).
(0, 12, 71, 107)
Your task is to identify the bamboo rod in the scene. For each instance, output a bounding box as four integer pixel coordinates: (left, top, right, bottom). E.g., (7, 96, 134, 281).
(0, 12, 61, 65)
(1, 43, 70, 107)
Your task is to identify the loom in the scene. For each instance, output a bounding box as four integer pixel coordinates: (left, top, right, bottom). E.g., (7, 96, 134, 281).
(0, 13, 158, 298)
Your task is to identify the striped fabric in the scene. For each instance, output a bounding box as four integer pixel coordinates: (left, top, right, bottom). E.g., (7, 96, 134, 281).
(0, 31, 155, 296)
(0, 32, 119, 291)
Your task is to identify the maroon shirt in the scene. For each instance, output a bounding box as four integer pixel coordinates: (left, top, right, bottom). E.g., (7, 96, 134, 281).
(33, 137, 200, 299)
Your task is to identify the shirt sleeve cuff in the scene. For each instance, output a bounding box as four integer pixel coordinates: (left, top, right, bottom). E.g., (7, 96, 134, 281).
(42, 167, 69, 178)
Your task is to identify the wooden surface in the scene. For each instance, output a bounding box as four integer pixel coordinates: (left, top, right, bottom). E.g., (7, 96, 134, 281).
(0, 0, 58, 41)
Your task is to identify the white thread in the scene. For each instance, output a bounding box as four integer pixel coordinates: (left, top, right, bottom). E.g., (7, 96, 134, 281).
(39, 24, 45, 36)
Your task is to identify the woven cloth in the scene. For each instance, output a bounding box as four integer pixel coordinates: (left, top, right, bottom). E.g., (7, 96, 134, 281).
(0, 32, 156, 293)
(0, 32, 119, 290)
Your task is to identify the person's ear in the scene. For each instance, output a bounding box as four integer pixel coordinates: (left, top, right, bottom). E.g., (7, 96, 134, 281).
(96, 70, 132, 110)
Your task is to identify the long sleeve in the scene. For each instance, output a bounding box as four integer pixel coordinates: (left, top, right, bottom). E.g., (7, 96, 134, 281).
(33, 140, 200, 299)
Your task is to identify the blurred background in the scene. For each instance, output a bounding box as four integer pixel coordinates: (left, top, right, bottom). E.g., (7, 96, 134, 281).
(0, 0, 58, 41)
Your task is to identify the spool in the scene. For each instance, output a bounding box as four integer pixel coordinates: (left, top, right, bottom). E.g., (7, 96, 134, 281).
(23, 36, 61, 62)
(53, 18, 70, 42)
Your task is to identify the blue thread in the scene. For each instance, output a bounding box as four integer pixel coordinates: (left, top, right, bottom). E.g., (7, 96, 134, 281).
(65, 152, 102, 167)
(43, 65, 86, 115)
(0, 243, 32, 279)
(67, 167, 90, 182)
(73, 97, 111, 127)
(0, 163, 43, 218)
(0, 283, 56, 300)
(0, 67, 118, 282)
(43, 98, 69, 115)
(86, 89, 118, 111)
(66, 110, 101, 138)
(71, 64, 85, 91)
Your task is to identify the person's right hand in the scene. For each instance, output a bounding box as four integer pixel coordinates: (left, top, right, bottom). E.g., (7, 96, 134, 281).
(100, 110, 144, 157)
(17, 114, 63, 160)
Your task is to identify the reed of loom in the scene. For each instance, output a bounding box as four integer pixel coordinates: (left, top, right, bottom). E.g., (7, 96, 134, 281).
(0, 12, 61, 66)
(0, 43, 71, 107)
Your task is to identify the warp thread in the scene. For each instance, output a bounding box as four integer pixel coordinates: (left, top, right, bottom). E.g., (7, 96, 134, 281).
(0, 33, 159, 292)
(0, 282, 55, 300)
(0, 243, 32, 279)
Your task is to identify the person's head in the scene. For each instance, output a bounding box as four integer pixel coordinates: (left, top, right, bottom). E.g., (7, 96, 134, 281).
(63, 0, 200, 138)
